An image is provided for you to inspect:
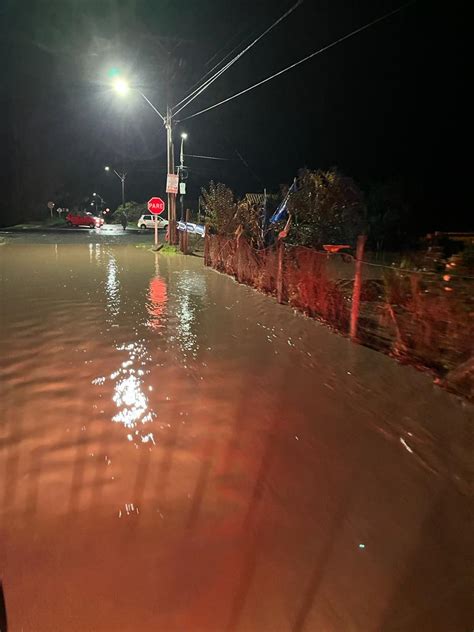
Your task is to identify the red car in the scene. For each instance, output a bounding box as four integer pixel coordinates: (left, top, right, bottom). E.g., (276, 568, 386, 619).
(66, 212, 104, 228)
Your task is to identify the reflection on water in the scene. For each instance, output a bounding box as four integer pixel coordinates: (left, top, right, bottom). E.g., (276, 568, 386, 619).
(94, 340, 156, 444)
(175, 271, 206, 359)
(111, 343, 154, 434)
(0, 238, 472, 632)
(147, 255, 168, 330)
(105, 254, 120, 321)
(147, 277, 167, 329)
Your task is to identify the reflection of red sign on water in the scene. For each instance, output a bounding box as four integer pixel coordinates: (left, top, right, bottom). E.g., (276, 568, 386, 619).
(147, 276, 167, 329)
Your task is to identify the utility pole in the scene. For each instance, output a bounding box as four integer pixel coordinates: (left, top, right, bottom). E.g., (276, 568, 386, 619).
(105, 166, 126, 208)
(166, 106, 178, 244)
(178, 133, 187, 222)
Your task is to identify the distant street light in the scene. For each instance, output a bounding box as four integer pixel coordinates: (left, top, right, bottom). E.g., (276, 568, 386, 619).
(105, 166, 126, 208)
(92, 192, 105, 216)
(110, 75, 178, 243)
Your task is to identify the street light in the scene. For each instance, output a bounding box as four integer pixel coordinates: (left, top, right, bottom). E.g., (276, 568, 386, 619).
(105, 166, 126, 208)
(110, 75, 178, 243)
(180, 132, 187, 164)
(179, 133, 188, 221)
(112, 78, 130, 95)
(92, 192, 105, 216)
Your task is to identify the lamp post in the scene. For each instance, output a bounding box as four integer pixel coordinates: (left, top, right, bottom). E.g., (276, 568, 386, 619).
(111, 78, 178, 244)
(178, 133, 187, 222)
(105, 166, 126, 208)
(92, 192, 105, 216)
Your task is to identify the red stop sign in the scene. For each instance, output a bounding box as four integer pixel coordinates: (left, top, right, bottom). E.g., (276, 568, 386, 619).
(147, 197, 165, 215)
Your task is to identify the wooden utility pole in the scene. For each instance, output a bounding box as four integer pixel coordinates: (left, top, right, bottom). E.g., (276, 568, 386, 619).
(165, 106, 177, 245)
(350, 235, 367, 341)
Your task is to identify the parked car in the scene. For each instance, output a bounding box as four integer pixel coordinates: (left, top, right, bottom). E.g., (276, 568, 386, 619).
(66, 212, 104, 228)
(137, 214, 169, 230)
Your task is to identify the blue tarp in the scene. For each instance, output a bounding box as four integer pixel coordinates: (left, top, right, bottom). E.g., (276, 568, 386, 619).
(269, 179, 297, 224)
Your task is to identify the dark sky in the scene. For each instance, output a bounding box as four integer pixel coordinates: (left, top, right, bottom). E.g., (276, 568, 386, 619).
(0, 0, 466, 229)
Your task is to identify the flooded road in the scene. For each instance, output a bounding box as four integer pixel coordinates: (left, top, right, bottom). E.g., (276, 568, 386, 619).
(0, 235, 472, 631)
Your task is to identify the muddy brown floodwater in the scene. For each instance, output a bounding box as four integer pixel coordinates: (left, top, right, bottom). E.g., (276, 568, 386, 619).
(0, 236, 472, 632)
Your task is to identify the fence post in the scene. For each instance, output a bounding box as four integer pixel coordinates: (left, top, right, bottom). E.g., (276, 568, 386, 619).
(276, 239, 285, 304)
(184, 209, 190, 255)
(204, 230, 210, 266)
(350, 235, 367, 341)
(235, 230, 242, 283)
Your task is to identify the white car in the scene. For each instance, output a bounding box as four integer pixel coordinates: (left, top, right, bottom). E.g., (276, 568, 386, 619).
(137, 214, 169, 230)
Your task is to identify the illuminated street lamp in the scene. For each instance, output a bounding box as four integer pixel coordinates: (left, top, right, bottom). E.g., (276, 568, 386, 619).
(105, 166, 126, 208)
(92, 192, 105, 216)
(112, 78, 129, 96)
(178, 133, 188, 221)
(180, 132, 188, 163)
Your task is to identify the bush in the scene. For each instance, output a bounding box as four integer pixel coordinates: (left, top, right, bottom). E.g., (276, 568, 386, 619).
(285, 168, 365, 248)
(201, 182, 237, 235)
(111, 201, 147, 223)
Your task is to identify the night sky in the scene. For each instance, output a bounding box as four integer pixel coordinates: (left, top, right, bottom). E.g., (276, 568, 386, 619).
(0, 0, 466, 230)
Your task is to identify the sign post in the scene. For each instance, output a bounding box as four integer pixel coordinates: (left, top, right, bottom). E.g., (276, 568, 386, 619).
(147, 197, 165, 249)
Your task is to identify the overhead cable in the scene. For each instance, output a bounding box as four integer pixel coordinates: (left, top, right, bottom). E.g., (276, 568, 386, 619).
(183, 25, 254, 98)
(185, 154, 231, 161)
(178, 0, 415, 123)
(172, 0, 303, 118)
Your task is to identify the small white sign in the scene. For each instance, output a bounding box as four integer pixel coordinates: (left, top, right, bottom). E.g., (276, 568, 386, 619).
(179, 182, 186, 195)
(166, 174, 179, 194)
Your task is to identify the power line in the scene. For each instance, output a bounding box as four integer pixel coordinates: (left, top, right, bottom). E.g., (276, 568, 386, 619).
(187, 24, 254, 93)
(185, 154, 231, 161)
(235, 150, 264, 186)
(172, 0, 303, 118)
(171, 46, 242, 113)
(172, 0, 302, 116)
(178, 0, 415, 123)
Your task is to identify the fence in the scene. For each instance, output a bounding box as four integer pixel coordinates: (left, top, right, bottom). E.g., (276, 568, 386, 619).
(204, 233, 474, 399)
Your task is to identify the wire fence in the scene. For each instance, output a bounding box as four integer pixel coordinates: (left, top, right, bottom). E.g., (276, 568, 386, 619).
(205, 234, 474, 398)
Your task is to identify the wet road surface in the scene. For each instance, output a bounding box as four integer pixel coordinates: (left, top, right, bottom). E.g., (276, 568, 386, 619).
(0, 235, 472, 631)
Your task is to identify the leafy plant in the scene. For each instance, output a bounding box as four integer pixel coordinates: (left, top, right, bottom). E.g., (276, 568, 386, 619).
(201, 182, 237, 235)
(236, 201, 265, 248)
(111, 201, 147, 223)
(285, 168, 365, 248)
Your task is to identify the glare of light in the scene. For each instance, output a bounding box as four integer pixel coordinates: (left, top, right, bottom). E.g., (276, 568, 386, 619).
(400, 437, 414, 454)
(93, 192, 97, 196)
(105, 166, 110, 171)
(181, 132, 188, 139)
(113, 78, 130, 95)
(106, 257, 120, 320)
(358, 543, 366, 549)
(112, 374, 150, 427)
